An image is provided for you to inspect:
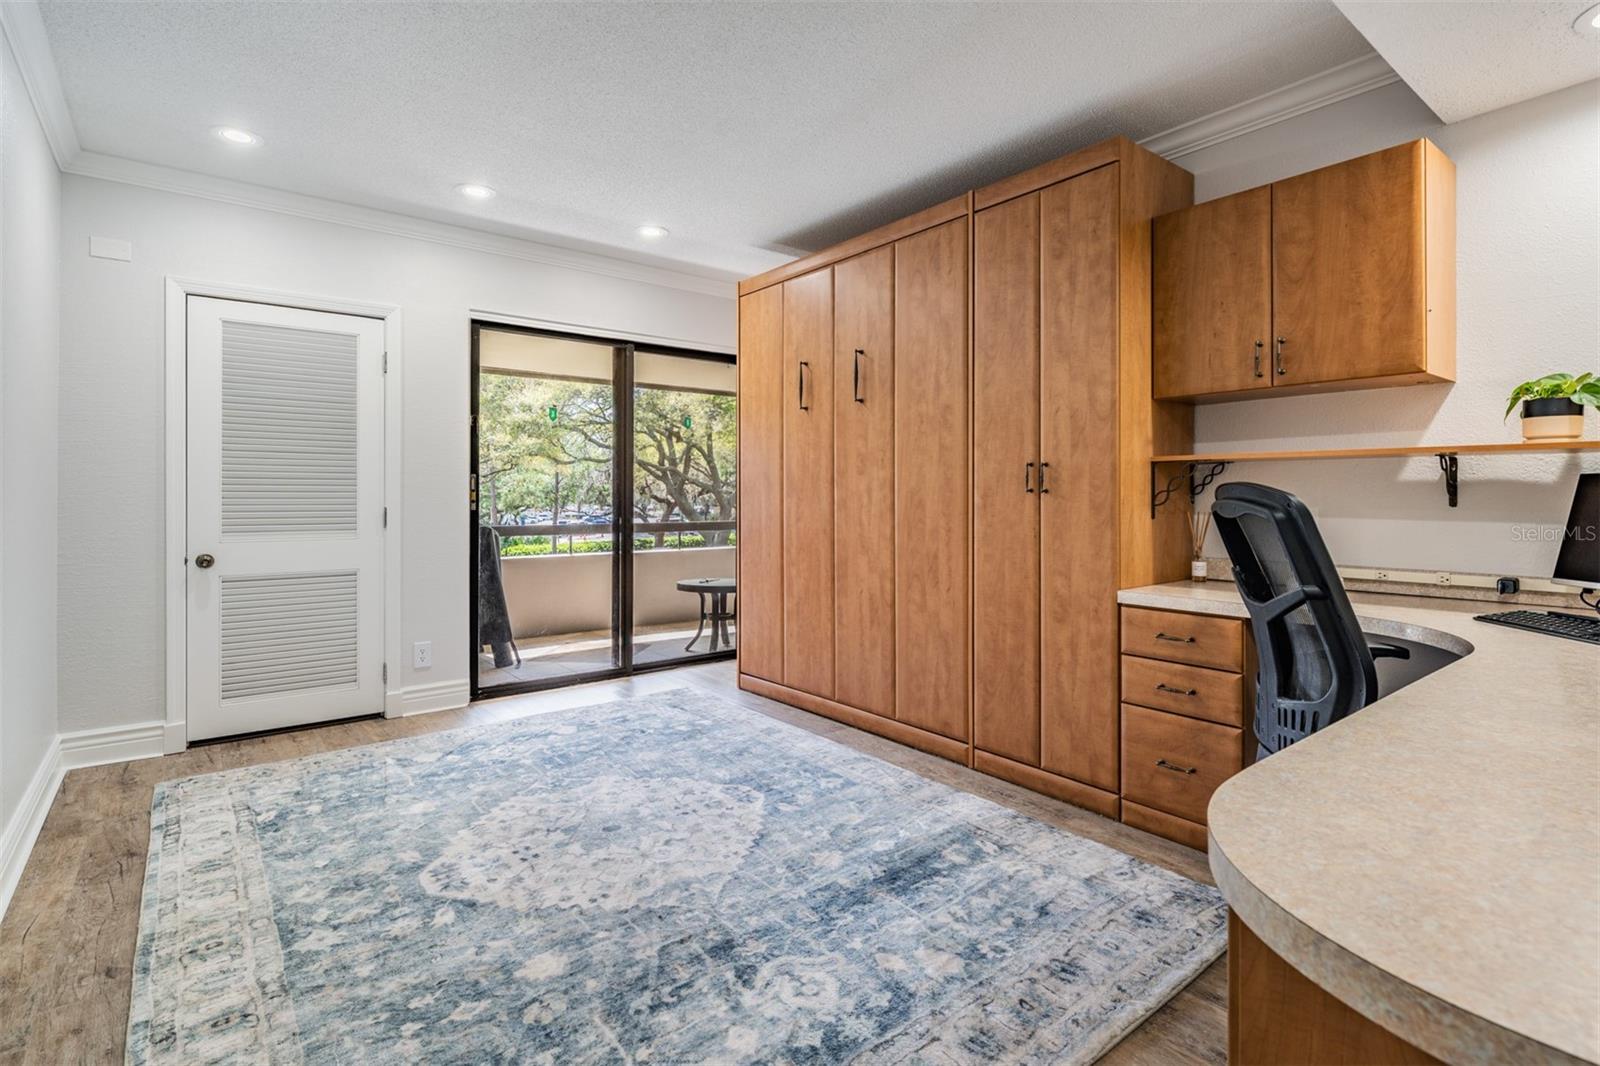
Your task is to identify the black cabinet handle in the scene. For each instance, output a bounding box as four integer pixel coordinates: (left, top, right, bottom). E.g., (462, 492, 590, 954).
(798, 361, 809, 410)
(1038, 462, 1050, 494)
(1025, 462, 1035, 493)
(1156, 759, 1198, 775)
(853, 349, 865, 404)
(1274, 336, 1287, 376)
(1253, 340, 1264, 379)
(1155, 683, 1198, 697)
(1155, 632, 1195, 643)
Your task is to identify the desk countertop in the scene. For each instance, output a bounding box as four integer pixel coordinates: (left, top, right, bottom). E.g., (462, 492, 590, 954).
(1117, 582, 1600, 1066)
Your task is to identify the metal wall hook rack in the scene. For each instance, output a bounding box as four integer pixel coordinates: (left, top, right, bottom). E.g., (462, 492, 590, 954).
(1151, 461, 1230, 516)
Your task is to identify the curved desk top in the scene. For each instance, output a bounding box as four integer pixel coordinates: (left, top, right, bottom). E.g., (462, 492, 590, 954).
(1118, 582, 1599, 1066)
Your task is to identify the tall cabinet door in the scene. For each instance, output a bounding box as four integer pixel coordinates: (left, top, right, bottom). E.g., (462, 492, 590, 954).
(782, 268, 836, 699)
(1039, 165, 1121, 791)
(737, 285, 784, 684)
(895, 218, 969, 741)
(972, 193, 1041, 766)
(833, 248, 895, 716)
(1272, 141, 1426, 386)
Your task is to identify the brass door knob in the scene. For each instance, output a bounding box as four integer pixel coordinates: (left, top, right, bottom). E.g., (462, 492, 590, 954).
(194, 553, 215, 569)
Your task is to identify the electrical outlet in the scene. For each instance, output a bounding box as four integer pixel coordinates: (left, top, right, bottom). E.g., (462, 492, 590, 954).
(1435, 572, 1453, 586)
(413, 641, 433, 669)
(1374, 570, 1390, 582)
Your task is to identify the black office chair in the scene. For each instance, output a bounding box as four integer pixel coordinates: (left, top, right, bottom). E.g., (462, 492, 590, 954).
(1212, 483, 1408, 758)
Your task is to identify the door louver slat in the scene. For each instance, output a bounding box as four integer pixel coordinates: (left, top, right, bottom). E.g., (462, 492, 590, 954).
(219, 571, 359, 700)
(221, 320, 359, 537)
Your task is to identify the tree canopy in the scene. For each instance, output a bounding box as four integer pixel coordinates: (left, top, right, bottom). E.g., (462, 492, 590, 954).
(478, 371, 736, 538)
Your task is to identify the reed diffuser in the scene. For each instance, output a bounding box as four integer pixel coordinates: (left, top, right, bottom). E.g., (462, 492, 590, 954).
(1190, 509, 1211, 582)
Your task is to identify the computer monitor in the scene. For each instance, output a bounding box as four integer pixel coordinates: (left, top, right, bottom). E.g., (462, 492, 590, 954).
(1552, 472, 1599, 590)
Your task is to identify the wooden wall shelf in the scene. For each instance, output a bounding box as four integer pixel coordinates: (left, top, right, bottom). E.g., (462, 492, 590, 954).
(1150, 439, 1598, 512)
(1152, 440, 1600, 464)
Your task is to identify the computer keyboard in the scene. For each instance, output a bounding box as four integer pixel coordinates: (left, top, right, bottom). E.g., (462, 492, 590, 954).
(1473, 609, 1600, 645)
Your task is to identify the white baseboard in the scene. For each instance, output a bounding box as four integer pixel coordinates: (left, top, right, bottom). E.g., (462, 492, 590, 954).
(0, 720, 168, 923)
(58, 720, 167, 770)
(0, 739, 63, 924)
(387, 679, 471, 718)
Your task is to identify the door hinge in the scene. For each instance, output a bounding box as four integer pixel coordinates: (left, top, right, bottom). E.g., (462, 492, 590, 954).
(382, 506, 388, 528)
(383, 351, 389, 374)
(382, 662, 388, 684)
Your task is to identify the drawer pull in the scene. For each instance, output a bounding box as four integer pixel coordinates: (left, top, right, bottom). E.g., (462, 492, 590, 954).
(1155, 683, 1198, 697)
(1155, 632, 1196, 644)
(1156, 759, 1198, 775)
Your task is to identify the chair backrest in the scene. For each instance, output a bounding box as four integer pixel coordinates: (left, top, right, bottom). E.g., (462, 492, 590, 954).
(1212, 482, 1378, 755)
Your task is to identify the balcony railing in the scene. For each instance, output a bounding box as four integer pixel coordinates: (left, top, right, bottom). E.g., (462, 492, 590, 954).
(488, 520, 734, 554)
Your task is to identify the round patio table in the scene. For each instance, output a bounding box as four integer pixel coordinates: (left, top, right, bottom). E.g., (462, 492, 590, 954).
(676, 577, 736, 653)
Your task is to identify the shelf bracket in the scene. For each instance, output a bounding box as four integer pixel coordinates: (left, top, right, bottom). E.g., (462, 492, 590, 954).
(1151, 461, 1230, 516)
(1437, 453, 1458, 508)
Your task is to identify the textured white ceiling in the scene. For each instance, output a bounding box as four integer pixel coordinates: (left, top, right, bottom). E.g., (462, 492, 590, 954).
(1336, 1, 1600, 124)
(39, 1, 1375, 277)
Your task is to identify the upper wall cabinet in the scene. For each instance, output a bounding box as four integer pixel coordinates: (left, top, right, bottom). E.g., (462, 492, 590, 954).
(1153, 139, 1455, 402)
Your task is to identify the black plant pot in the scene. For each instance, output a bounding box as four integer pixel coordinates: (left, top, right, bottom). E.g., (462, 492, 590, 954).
(1520, 397, 1585, 440)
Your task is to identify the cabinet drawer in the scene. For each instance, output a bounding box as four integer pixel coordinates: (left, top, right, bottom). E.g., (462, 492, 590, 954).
(1120, 655, 1246, 727)
(1120, 606, 1244, 671)
(1121, 704, 1245, 825)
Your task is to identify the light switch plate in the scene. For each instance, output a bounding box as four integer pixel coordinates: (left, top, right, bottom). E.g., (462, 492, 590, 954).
(89, 236, 133, 261)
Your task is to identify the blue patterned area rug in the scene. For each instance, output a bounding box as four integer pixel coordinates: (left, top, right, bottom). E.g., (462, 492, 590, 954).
(127, 689, 1225, 1064)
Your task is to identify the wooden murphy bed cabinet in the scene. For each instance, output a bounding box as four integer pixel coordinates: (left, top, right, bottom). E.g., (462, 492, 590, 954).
(1153, 139, 1456, 401)
(738, 197, 973, 762)
(737, 137, 1197, 814)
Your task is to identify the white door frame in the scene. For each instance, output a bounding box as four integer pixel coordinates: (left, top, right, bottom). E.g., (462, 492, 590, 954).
(164, 277, 404, 754)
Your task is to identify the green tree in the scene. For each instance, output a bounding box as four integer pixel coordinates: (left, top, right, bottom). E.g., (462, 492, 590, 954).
(478, 373, 612, 524)
(477, 371, 736, 545)
(632, 387, 736, 544)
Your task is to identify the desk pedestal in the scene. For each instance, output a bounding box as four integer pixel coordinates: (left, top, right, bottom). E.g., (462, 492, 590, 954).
(1229, 914, 1439, 1065)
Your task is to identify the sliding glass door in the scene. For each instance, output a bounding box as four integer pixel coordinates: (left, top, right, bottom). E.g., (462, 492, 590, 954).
(470, 323, 735, 698)
(628, 350, 738, 668)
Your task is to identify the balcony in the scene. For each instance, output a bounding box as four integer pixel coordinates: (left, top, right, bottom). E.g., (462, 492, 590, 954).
(478, 520, 735, 687)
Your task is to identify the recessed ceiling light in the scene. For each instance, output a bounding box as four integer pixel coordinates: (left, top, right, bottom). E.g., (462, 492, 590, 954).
(215, 127, 261, 146)
(637, 224, 669, 239)
(456, 183, 497, 200)
(1576, 2, 1600, 31)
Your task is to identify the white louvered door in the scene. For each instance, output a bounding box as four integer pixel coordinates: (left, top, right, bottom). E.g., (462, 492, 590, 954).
(186, 297, 385, 740)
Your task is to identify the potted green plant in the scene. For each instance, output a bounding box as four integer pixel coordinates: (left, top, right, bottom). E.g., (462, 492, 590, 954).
(1504, 372, 1599, 441)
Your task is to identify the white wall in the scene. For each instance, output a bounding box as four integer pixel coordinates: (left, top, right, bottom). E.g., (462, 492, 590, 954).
(1179, 79, 1600, 575)
(57, 178, 734, 735)
(0, 29, 61, 856)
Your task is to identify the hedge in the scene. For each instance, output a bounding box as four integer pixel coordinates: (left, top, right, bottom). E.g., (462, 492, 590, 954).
(499, 532, 731, 557)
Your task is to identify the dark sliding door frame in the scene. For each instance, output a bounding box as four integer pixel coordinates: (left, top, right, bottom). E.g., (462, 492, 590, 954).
(469, 320, 737, 701)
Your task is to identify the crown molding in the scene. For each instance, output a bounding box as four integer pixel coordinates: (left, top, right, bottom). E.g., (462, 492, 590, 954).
(1139, 52, 1400, 160)
(0, 0, 81, 167)
(62, 151, 741, 298)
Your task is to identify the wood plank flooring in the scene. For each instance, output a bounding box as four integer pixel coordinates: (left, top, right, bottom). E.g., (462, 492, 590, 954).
(0, 661, 1225, 1064)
